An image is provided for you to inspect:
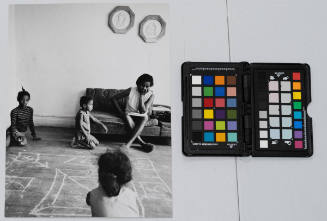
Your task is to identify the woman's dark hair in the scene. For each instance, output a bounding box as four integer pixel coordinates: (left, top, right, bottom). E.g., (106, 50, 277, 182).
(136, 73, 154, 87)
(80, 96, 93, 107)
(98, 150, 132, 197)
(17, 87, 30, 102)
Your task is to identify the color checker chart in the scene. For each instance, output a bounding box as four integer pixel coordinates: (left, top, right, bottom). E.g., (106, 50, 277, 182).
(191, 74, 238, 144)
(182, 62, 313, 157)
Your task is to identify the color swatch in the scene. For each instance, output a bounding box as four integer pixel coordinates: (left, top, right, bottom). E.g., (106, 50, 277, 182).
(257, 71, 305, 150)
(191, 74, 238, 144)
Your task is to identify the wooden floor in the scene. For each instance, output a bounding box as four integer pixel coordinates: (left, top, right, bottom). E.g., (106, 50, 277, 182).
(5, 127, 172, 217)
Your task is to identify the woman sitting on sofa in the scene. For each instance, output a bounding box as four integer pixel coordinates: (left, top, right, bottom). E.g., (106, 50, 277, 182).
(111, 74, 155, 152)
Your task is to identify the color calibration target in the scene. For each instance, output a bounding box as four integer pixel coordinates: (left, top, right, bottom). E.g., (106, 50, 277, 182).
(258, 71, 305, 149)
(191, 74, 238, 145)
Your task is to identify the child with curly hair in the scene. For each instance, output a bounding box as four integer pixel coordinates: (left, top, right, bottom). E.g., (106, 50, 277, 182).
(86, 151, 141, 217)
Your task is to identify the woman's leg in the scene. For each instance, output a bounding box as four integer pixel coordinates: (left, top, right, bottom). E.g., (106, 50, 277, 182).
(125, 115, 148, 148)
(124, 115, 146, 145)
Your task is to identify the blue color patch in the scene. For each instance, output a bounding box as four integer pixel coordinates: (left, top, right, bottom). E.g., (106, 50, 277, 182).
(204, 132, 214, 142)
(294, 121, 303, 129)
(227, 132, 237, 142)
(215, 87, 225, 96)
(227, 98, 237, 107)
(293, 111, 302, 119)
(203, 76, 214, 85)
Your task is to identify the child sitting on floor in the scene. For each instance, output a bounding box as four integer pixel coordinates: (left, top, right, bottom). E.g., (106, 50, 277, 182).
(111, 73, 155, 152)
(71, 96, 108, 149)
(86, 151, 141, 217)
(8, 87, 41, 146)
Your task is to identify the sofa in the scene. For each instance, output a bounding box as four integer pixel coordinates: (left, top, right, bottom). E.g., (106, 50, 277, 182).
(86, 88, 171, 138)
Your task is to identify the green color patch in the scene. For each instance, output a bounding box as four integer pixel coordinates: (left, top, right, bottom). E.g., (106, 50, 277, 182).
(215, 121, 226, 130)
(227, 110, 237, 119)
(293, 101, 302, 110)
(203, 87, 213, 96)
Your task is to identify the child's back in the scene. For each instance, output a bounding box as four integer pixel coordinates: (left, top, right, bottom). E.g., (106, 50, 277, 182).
(86, 150, 140, 217)
(88, 185, 139, 217)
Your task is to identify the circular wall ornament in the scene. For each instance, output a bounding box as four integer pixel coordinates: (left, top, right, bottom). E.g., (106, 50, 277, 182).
(108, 6, 135, 34)
(139, 15, 166, 43)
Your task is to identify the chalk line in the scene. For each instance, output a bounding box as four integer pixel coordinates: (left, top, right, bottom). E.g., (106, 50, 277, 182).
(148, 160, 171, 194)
(68, 176, 91, 191)
(51, 170, 66, 205)
(6, 175, 34, 193)
(131, 182, 145, 217)
(30, 168, 63, 215)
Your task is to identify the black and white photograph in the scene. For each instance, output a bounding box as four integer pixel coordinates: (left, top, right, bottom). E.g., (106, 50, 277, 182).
(5, 3, 171, 218)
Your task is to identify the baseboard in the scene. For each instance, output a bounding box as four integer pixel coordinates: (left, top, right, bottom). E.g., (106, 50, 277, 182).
(34, 115, 74, 128)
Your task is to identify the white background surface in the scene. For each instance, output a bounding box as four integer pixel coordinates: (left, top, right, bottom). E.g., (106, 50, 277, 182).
(1, 0, 327, 220)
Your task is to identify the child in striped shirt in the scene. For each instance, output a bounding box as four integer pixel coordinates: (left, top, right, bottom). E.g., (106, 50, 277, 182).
(9, 88, 41, 146)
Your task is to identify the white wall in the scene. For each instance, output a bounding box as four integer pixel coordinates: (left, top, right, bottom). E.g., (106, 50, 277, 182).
(2, 6, 18, 129)
(12, 3, 169, 125)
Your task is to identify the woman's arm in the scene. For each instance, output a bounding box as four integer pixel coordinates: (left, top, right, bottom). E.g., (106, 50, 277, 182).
(145, 94, 155, 111)
(111, 88, 131, 117)
(139, 94, 155, 114)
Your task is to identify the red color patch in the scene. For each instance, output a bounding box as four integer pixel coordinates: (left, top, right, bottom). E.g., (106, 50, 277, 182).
(204, 98, 213, 107)
(293, 72, 301, 80)
(215, 98, 225, 107)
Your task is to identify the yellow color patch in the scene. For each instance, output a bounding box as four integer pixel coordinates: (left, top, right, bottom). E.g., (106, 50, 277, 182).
(293, 82, 301, 90)
(216, 133, 226, 142)
(204, 109, 214, 119)
(293, 92, 301, 100)
(215, 76, 225, 85)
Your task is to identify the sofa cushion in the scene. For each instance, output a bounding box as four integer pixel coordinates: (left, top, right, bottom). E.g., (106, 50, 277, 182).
(86, 88, 126, 113)
(92, 111, 124, 125)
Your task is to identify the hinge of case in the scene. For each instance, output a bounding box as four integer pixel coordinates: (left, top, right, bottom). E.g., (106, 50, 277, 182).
(241, 63, 252, 152)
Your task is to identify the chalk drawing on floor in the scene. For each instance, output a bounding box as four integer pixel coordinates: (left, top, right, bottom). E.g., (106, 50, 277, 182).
(63, 156, 95, 166)
(29, 168, 91, 217)
(6, 152, 171, 217)
(6, 152, 48, 170)
(6, 175, 34, 193)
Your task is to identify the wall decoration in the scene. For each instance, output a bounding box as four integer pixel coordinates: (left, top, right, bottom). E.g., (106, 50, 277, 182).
(108, 6, 135, 34)
(139, 15, 166, 43)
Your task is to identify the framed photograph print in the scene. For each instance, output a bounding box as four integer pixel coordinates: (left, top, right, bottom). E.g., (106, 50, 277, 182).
(108, 6, 135, 34)
(139, 15, 166, 43)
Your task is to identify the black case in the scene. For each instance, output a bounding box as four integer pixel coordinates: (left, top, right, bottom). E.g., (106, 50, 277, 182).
(182, 62, 313, 157)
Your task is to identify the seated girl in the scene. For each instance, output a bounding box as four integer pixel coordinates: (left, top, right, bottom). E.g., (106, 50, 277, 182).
(71, 96, 108, 149)
(111, 74, 155, 151)
(9, 87, 41, 146)
(86, 151, 141, 217)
